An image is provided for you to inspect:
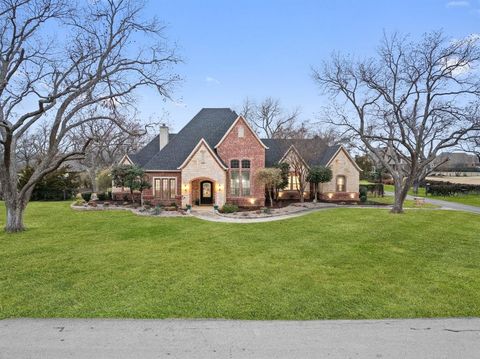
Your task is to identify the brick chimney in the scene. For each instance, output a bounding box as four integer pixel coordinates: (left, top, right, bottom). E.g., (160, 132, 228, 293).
(159, 124, 169, 151)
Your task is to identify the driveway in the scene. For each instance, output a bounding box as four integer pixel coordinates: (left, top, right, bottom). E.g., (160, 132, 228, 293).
(385, 191, 480, 214)
(1, 318, 480, 358)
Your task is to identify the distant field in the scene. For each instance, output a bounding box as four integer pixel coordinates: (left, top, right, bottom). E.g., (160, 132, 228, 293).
(426, 176, 480, 185)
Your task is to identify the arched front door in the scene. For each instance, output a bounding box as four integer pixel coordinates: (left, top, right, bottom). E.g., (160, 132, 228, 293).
(200, 180, 213, 205)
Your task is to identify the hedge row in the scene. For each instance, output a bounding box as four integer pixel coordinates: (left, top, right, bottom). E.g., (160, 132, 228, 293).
(426, 180, 480, 196)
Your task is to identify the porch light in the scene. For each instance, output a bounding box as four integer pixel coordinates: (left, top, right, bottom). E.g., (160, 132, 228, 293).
(327, 193, 333, 199)
(249, 198, 255, 205)
(350, 193, 355, 199)
(217, 184, 223, 192)
(183, 184, 189, 193)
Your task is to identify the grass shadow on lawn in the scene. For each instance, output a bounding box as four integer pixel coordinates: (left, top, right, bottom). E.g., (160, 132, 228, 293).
(0, 201, 480, 320)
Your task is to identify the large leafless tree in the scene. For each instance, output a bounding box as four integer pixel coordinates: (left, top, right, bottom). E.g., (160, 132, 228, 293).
(240, 97, 301, 138)
(313, 31, 480, 213)
(71, 118, 147, 193)
(0, 0, 180, 232)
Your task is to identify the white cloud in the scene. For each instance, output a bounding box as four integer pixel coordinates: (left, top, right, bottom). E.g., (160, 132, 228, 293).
(446, 1, 470, 7)
(205, 76, 220, 85)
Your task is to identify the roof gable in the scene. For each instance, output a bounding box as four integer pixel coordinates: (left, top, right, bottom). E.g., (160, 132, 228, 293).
(325, 146, 362, 172)
(262, 138, 341, 167)
(178, 138, 227, 170)
(214, 115, 268, 149)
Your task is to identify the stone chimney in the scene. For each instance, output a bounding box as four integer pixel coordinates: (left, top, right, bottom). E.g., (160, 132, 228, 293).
(159, 124, 169, 151)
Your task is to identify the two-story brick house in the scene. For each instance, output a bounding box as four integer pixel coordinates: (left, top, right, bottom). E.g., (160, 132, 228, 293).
(115, 108, 360, 207)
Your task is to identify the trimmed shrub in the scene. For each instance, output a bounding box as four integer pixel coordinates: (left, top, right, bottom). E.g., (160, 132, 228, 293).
(82, 192, 92, 202)
(221, 204, 239, 213)
(359, 184, 384, 197)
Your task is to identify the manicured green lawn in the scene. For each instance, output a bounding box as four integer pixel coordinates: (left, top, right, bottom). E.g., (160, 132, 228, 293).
(1, 201, 480, 320)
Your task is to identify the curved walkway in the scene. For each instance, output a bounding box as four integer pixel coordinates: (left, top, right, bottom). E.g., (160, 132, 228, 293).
(190, 204, 339, 223)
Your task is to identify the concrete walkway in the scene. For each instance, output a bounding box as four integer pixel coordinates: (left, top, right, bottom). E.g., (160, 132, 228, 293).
(190, 203, 338, 223)
(1, 318, 480, 358)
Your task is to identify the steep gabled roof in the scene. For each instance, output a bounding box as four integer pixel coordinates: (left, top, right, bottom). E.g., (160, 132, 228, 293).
(133, 108, 238, 170)
(128, 133, 176, 167)
(178, 138, 228, 170)
(262, 138, 341, 168)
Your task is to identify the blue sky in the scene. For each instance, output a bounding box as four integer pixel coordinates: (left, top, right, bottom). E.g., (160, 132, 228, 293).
(140, 0, 480, 132)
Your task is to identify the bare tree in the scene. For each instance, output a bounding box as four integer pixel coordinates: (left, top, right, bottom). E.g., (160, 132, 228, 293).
(283, 146, 309, 203)
(460, 131, 480, 162)
(71, 118, 147, 194)
(240, 97, 301, 139)
(0, 0, 180, 232)
(313, 31, 480, 213)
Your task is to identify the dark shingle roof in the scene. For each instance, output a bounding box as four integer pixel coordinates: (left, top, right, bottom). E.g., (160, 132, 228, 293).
(128, 133, 176, 167)
(129, 108, 343, 171)
(262, 138, 341, 167)
(140, 108, 238, 170)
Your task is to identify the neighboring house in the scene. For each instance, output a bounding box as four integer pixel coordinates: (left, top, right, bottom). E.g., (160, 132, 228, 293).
(114, 108, 360, 207)
(434, 152, 480, 172)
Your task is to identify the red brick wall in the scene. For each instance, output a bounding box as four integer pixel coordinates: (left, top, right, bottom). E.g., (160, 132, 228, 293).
(216, 117, 265, 207)
(114, 171, 182, 206)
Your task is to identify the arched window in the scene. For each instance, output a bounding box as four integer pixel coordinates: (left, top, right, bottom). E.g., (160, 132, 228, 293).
(230, 159, 239, 168)
(336, 175, 346, 192)
(241, 159, 250, 168)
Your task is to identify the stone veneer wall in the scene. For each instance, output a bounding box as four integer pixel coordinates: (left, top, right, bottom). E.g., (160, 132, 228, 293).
(319, 148, 360, 201)
(180, 141, 227, 207)
(216, 117, 266, 207)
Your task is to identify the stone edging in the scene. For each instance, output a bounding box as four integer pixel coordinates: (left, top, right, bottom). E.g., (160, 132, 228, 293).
(70, 203, 188, 217)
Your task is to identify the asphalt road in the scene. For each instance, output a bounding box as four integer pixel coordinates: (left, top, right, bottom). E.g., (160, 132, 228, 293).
(1, 318, 480, 358)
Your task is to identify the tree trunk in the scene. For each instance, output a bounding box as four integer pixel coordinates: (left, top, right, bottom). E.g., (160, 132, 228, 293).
(5, 203, 26, 233)
(390, 178, 410, 214)
(298, 187, 305, 202)
(268, 188, 273, 207)
(313, 183, 318, 203)
(88, 168, 99, 193)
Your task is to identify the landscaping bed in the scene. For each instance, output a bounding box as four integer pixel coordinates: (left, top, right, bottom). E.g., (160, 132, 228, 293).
(218, 202, 336, 218)
(70, 201, 187, 217)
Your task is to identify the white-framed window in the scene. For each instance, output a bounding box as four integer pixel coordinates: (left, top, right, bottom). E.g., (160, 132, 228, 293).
(154, 177, 177, 199)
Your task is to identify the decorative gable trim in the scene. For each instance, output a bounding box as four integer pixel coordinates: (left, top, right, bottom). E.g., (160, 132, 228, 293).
(325, 145, 363, 172)
(119, 154, 134, 165)
(279, 145, 310, 169)
(214, 115, 269, 149)
(177, 138, 228, 170)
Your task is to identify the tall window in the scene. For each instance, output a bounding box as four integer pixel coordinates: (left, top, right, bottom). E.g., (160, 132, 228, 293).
(288, 174, 299, 190)
(336, 175, 346, 192)
(241, 160, 251, 195)
(230, 171, 240, 196)
(229, 159, 251, 196)
(154, 178, 177, 199)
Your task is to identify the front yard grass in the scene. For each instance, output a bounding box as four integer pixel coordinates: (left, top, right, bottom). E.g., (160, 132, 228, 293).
(1, 201, 480, 320)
